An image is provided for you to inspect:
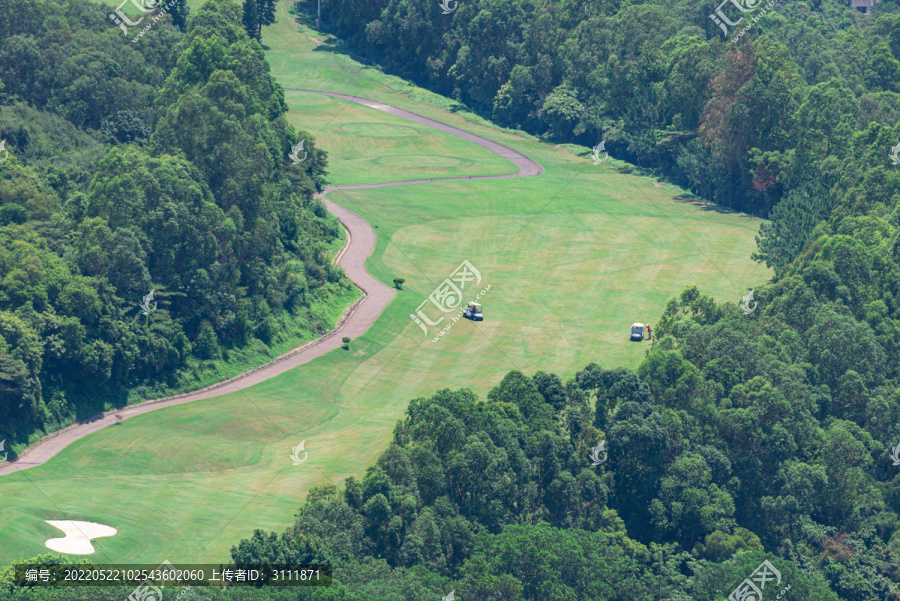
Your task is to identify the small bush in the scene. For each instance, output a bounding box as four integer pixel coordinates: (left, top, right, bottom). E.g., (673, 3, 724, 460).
(0, 203, 28, 225)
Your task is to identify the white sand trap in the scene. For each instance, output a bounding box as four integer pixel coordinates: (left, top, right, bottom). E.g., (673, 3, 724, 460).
(45, 520, 117, 554)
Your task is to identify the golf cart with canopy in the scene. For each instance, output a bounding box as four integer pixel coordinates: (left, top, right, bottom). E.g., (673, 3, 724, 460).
(463, 302, 483, 321)
(630, 323, 645, 341)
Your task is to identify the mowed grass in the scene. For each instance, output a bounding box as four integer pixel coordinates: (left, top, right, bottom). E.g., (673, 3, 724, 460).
(285, 93, 515, 186)
(0, 0, 770, 566)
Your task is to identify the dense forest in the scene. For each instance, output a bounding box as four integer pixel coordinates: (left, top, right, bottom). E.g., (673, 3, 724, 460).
(224, 271, 900, 600)
(234, 0, 900, 598)
(0, 0, 349, 450)
(3, 0, 900, 599)
(309, 0, 900, 226)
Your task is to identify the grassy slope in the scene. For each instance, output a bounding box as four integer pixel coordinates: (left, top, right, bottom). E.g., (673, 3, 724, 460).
(0, 0, 770, 566)
(285, 93, 516, 185)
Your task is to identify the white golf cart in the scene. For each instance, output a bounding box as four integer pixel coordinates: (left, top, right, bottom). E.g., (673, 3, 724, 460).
(630, 322, 645, 341)
(463, 302, 483, 321)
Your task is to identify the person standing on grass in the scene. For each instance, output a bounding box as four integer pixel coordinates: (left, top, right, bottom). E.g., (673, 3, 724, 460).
(646, 323, 652, 340)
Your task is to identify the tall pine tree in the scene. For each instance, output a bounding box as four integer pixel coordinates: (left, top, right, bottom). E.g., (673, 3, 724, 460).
(258, 0, 276, 26)
(242, 0, 261, 40)
(170, 0, 189, 31)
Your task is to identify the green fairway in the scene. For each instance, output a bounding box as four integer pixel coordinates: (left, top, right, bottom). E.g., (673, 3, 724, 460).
(0, 0, 771, 566)
(284, 93, 515, 186)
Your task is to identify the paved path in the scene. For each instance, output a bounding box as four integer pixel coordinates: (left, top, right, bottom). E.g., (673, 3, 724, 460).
(284, 90, 544, 180)
(0, 91, 542, 477)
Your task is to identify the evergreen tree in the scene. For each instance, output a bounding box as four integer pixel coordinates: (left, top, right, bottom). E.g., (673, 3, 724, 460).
(242, 0, 260, 40)
(258, 0, 276, 26)
(170, 0, 189, 31)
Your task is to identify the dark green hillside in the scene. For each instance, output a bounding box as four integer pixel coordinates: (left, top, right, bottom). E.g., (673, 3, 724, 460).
(0, 0, 349, 449)
(209, 3, 900, 595)
(2, 0, 900, 599)
(311, 0, 900, 226)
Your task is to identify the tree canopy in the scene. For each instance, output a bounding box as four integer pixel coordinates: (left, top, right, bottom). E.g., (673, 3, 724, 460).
(0, 0, 345, 450)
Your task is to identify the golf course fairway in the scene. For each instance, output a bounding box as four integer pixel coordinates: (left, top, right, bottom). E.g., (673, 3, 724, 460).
(0, 0, 771, 566)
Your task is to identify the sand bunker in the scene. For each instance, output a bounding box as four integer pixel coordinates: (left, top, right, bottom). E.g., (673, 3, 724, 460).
(45, 520, 117, 554)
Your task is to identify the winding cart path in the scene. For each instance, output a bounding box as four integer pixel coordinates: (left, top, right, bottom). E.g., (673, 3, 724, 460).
(0, 90, 543, 477)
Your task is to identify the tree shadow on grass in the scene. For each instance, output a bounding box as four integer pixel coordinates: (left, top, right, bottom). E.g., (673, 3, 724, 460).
(672, 194, 743, 215)
(604, 163, 743, 216)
